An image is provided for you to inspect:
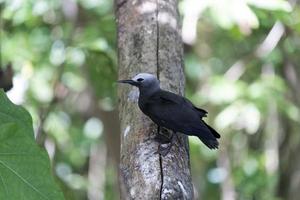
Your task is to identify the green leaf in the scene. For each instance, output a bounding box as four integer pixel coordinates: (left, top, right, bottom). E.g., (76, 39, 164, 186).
(0, 90, 64, 200)
(247, 0, 292, 12)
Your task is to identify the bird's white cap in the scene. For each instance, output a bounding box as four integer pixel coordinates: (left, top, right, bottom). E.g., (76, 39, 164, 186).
(132, 73, 157, 82)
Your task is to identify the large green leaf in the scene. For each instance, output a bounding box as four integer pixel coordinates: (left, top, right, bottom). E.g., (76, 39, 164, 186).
(0, 90, 64, 200)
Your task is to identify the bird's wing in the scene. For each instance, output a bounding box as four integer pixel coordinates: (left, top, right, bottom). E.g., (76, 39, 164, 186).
(145, 94, 219, 149)
(159, 90, 208, 118)
(183, 98, 208, 117)
(143, 90, 220, 149)
(145, 91, 210, 134)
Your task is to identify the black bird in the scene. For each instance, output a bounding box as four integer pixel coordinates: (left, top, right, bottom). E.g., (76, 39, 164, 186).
(118, 73, 220, 149)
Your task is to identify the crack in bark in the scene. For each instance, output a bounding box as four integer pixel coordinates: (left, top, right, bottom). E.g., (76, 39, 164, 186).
(159, 154, 164, 199)
(156, 0, 160, 80)
(156, 1, 163, 199)
(158, 126, 164, 200)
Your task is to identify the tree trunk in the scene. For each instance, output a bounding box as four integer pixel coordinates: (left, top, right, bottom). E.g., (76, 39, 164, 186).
(277, 53, 300, 200)
(115, 0, 193, 199)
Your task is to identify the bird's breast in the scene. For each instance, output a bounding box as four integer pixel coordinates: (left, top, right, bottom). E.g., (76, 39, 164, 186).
(138, 100, 148, 114)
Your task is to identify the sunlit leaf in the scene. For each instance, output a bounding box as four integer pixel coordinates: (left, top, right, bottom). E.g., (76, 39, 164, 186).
(0, 90, 64, 200)
(248, 0, 292, 12)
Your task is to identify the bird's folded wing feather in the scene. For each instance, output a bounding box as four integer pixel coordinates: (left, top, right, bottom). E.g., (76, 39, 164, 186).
(145, 91, 216, 141)
(159, 90, 208, 118)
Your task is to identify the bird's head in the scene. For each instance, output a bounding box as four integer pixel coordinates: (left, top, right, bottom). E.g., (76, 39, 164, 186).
(118, 73, 160, 91)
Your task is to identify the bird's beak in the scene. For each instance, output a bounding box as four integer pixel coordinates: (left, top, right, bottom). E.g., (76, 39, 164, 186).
(117, 79, 139, 86)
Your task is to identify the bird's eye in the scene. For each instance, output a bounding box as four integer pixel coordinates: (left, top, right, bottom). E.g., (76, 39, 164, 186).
(137, 78, 144, 82)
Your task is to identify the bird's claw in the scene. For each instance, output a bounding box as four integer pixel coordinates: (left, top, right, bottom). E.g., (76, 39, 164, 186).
(158, 143, 172, 156)
(156, 131, 176, 156)
(154, 127, 173, 144)
(154, 133, 171, 144)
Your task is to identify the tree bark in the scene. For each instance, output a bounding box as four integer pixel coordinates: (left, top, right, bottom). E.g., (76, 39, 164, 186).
(116, 0, 193, 199)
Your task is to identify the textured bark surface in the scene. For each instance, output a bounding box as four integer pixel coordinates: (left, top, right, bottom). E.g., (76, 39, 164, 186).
(116, 0, 193, 199)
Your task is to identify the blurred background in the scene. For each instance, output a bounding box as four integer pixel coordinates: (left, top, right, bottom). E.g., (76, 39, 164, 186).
(1, 0, 300, 199)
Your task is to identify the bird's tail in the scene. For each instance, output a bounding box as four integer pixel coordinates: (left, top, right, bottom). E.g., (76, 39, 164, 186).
(198, 137, 219, 149)
(190, 121, 220, 149)
(204, 122, 221, 138)
(198, 122, 220, 149)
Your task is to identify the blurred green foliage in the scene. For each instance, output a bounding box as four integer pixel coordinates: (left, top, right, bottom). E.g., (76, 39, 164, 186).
(1, 0, 300, 199)
(182, 0, 300, 199)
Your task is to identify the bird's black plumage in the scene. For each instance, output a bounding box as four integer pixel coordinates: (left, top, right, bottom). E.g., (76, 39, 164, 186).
(118, 73, 220, 149)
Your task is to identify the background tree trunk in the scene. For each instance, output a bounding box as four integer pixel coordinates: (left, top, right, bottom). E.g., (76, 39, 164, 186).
(277, 52, 300, 200)
(116, 0, 193, 199)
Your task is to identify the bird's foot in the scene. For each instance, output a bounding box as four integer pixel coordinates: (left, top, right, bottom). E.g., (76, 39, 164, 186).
(154, 127, 173, 144)
(158, 143, 172, 156)
(154, 133, 171, 144)
(157, 130, 176, 156)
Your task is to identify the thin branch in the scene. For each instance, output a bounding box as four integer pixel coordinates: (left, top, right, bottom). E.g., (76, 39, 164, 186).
(224, 21, 285, 81)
